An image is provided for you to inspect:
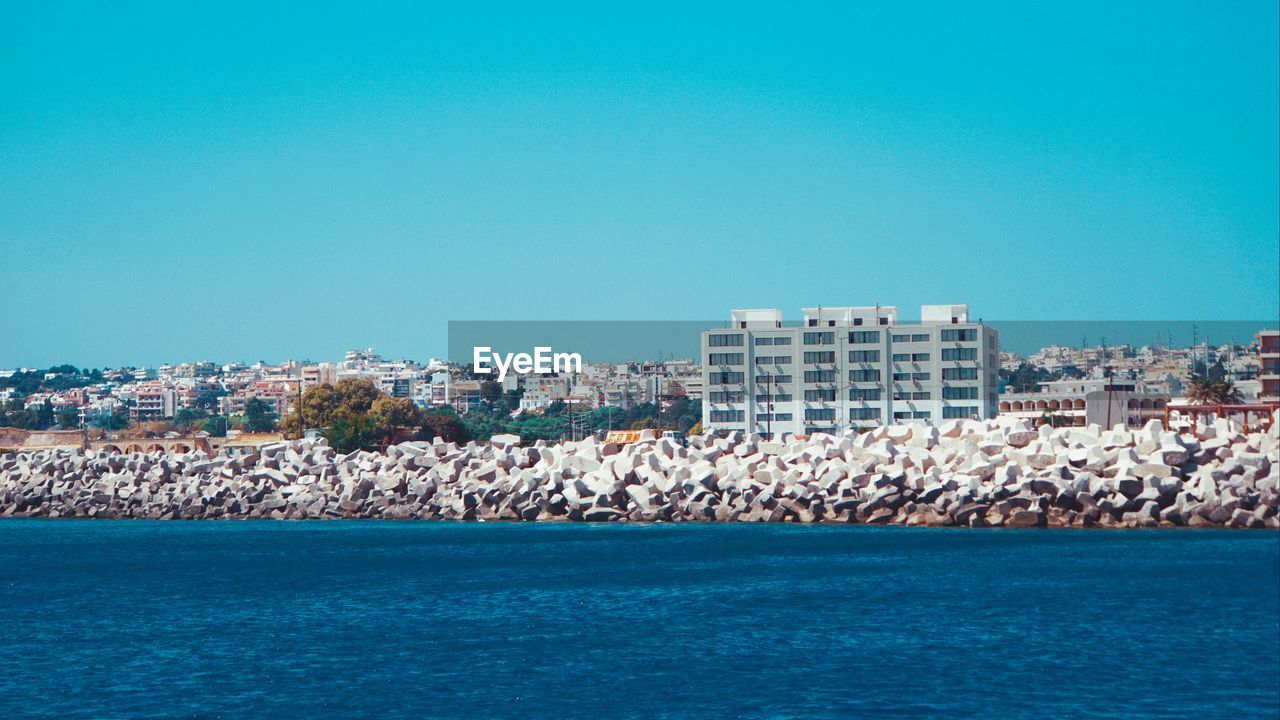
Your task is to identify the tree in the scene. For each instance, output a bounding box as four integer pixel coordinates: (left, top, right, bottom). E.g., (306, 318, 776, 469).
(371, 396, 423, 431)
(33, 400, 55, 430)
(283, 378, 382, 435)
(479, 380, 504, 404)
(91, 406, 130, 430)
(282, 378, 436, 451)
(420, 411, 472, 443)
(202, 416, 229, 437)
(243, 397, 278, 433)
(173, 407, 210, 430)
(1186, 377, 1242, 406)
(326, 412, 387, 453)
(57, 408, 80, 429)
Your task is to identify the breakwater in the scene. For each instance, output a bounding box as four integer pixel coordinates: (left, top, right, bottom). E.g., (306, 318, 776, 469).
(1, 417, 1276, 527)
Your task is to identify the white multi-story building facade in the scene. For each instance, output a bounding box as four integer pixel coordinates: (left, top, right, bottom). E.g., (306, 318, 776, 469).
(701, 304, 999, 436)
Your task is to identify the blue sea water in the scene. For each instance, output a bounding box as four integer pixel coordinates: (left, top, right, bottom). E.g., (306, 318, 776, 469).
(0, 522, 1276, 720)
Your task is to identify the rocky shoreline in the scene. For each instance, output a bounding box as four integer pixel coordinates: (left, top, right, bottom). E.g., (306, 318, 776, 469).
(1, 416, 1276, 528)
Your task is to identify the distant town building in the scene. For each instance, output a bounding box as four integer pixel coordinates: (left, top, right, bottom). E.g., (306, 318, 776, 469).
(129, 383, 177, 421)
(301, 363, 339, 389)
(701, 304, 999, 436)
(998, 379, 1169, 428)
(218, 381, 297, 418)
(1259, 330, 1280, 404)
(446, 379, 484, 414)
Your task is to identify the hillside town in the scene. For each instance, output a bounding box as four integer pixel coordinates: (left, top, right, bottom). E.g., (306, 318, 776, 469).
(0, 325, 1276, 447)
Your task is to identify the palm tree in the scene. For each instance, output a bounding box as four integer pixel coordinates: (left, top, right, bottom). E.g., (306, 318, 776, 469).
(1186, 377, 1243, 405)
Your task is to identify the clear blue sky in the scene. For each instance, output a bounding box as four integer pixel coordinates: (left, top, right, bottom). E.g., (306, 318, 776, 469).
(2, 1, 1277, 368)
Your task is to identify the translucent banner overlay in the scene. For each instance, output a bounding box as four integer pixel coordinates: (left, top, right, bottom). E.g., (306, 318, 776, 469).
(448, 320, 1275, 364)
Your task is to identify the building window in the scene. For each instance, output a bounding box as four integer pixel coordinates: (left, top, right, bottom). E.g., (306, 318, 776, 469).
(804, 388, 836, 401)
(943, 406, 978, 419)
(912, 333, 929, 342)
(756, 394, 793, 403)
(756, 374, 792, 384)
(803, 369, 837, 383)
(912, 353, 930, 362)
(891, 334, 910, 342)
(710, 410, 745, 423)
(878, 317, 889, 325)
(754, 337, 773, 346)
(849, 408, 881, 420)
(709, 391, 744, 403)
(853, 318, 864, 326)
(943, 386, 978, 400)
(849, 350, 881, 363)
(892, 353, 910, 362)
(892, 372, 912, 382)
(773, 337, 792, 346)
(803, 331, 835, 345)
(803, 351, 836, 364)
(849, 331, 880, 344)
(912, 391, 930, 400)
(942, 367, 979, 380)
(757, 412, 793, 422)
(709, 371, 744, 384)
(912, 372, 930, 381)
(850, 388, 882, 401)
(708, 353, 743, 365)
(709, 334, 744, 347)
(941, 348, 978, 361)
(941, 329, 977, 342)
(849, 369, 881, 382)
(805, 408, 835, 421)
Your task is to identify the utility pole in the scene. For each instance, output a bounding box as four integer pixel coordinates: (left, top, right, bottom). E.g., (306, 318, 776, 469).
(655, 374, 661, 431)
(1105, 364, 1115, 430)
(296, 364, 304, 440)
(1191, 323, 1199, 375)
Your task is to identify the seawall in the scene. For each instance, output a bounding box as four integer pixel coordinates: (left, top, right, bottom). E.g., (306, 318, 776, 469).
(1, 417, 1276, 527)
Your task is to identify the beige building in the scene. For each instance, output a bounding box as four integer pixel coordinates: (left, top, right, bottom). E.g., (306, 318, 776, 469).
(999, 379, 1168, 428)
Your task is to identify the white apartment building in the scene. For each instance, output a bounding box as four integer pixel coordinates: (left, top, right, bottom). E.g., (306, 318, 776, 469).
(130, 384, 177, 421)
(519, 377, 572, 412)
(301, 363, 339, 389)
(701, 304, 999, 436)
